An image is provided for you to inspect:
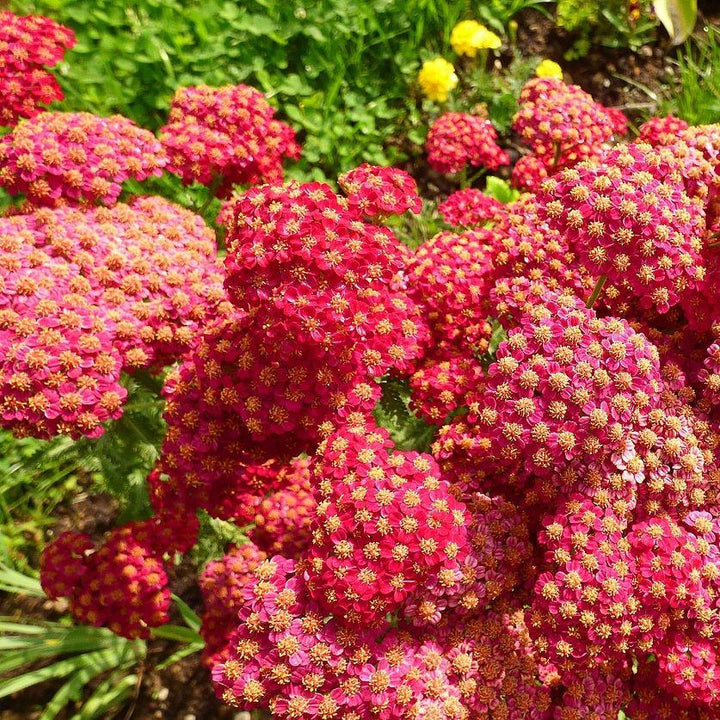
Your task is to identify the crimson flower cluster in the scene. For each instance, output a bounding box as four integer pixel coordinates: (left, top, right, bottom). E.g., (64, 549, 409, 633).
(0, 111, 166, 206)
(338, 163, 422, 219)
(426, 112, 510, 175)
(437, 188, 504, 227)
(0, 11, 75, 126)
(41, 528, 171, 639)
(159, 84, 300, 194)
(511, 77, 627, 191)
(536, 142, 706, 314)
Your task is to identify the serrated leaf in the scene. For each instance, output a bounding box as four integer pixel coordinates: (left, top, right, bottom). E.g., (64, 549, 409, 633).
(653, 0, 697, 44)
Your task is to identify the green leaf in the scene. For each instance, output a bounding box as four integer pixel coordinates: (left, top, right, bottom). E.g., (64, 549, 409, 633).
(373, 378, 436, 452)
(156, 642, 204, 671)
(484, 176, 519, 205)
(40, 668, 97, 720)
(0, 564, 44, 596)
(653, 0, 697, 44)
(150, 624, 202, 644)
(172, 594, 202, 632)
(76, 672, 138, 720)
(0, 646, 137, 699)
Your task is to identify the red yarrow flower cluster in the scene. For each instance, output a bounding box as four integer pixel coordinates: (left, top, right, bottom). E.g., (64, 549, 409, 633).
(405, 229, 494, 358)
(639, 115, 691, 146)
(248, 458, 316, 559)
(41, 528, 170, 639)
(199, 543, 268, 666)
(437, 188, 504, 227)
(409, 354, 484, 425)
(159, 84, 300, 193)
(426, 112, 509, 175)
(0, 111, 166, 206)
(512, 78, 625, 170)
(338, 163, 422, 219)
(224, 181, 428, 375)
(0, 12, 75, 126)
(305, 421, 470, 625)
(510, 154, 550, 192)
(537, 142, 707, 314)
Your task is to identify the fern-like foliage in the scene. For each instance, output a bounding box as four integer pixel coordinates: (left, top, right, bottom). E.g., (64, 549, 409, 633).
(75, 371, 167, 522)
(373, 377, 436, 452)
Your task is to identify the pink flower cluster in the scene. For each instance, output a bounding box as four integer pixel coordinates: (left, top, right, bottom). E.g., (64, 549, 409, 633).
(0, 11, 75, 126)
(159, 84, 300, 193)
(537, 142, 706, 313)
(0, 111, 166, 206)
(211, 555, 553, 719)
(0, 197, 228, 438)
(338, 164, 422, 219)
(426, 112, 509, 175)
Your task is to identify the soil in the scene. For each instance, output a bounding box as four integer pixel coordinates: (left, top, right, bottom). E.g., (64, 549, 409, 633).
(3, 4, 720, 719)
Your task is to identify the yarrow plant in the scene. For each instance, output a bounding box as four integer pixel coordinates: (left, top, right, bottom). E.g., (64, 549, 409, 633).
(3, 6, 719, 718)
(426, 112, 509, 175)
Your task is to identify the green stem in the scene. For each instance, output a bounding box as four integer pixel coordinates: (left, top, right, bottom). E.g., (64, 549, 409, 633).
(552, 142, 562, 169)
(586, 274, 607, 309)
(459, 166, 469, 189)
(198, 176, 223, 215)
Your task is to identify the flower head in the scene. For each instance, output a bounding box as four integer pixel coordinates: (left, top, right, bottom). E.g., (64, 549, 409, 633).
(338, 164, 422, 219)
(0, 112, 166, 206)
(0, 11, 75, 126)
(41, 528, 171, 639)
(426, 113, 509, 175)
(536, 142, 707, 313)
(418, 58, 458, 102)
(450, 20, 501, 56)
(159, 83, 300, 192)
(535, 59, 563, 79)
(437, 188, 504, 227)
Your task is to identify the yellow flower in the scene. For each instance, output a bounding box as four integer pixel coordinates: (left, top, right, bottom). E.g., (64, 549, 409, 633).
(535, 59, 563, 79)
(418, 58, 458, 102)
(450, 20, 502, 56)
